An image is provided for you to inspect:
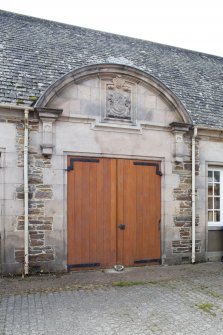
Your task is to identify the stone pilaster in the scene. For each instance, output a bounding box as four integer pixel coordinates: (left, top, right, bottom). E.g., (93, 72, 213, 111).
(170, 124, 201, 259)
(13, 110, 62, 272)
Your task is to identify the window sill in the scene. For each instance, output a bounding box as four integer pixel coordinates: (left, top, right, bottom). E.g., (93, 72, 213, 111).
(208, 225, 223, 231)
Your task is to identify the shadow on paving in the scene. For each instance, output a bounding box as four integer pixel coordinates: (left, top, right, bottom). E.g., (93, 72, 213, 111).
(0, 262, 223, 296)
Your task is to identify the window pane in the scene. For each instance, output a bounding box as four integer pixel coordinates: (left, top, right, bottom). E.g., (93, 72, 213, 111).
(208, 184, 213, 195)
(214, 211, 220, 222)
(208, 211, 213, 221)
(208, 171, 213, 183)
(208, 197, 213, 209)
(214, 183, 220, 195)
(214, 171, 220, 182)
(214, 197, 220, 209)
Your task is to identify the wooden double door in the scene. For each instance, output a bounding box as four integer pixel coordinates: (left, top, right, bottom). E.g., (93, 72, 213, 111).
(67, 157, 161, 270)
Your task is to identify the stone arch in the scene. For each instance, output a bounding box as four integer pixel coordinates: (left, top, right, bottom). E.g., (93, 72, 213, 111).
(36, 64, 192, 124)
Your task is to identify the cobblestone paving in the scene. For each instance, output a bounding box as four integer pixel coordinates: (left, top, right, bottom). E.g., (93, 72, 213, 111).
(1, 263, 223, 334)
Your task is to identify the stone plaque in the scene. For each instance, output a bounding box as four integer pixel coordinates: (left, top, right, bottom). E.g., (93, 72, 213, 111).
(106, 76, 132, 120)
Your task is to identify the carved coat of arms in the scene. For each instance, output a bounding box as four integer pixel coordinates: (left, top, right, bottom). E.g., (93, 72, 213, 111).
(106, 76, 131, 120)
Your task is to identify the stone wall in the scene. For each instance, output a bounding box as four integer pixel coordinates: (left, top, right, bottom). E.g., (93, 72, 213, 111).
(15, 118, 55, 272)
(172, 134, 201, 261)
(0, 68, 207, 273)
(0, 110, 204, 273)
(0, 111, 24, 273)
(0, 110, 57, 273)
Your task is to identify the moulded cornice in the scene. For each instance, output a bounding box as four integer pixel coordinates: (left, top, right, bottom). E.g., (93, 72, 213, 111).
(36, 107, 63, 120)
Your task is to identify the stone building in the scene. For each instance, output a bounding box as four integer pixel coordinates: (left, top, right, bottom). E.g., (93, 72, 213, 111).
(1, 10, 223, 274)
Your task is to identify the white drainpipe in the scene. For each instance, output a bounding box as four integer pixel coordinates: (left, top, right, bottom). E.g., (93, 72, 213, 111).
(192, 126, 197, 263)
(24, 109, 29, 275)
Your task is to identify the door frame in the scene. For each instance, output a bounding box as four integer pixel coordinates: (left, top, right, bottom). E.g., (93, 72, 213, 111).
(64, 152, 165, 269)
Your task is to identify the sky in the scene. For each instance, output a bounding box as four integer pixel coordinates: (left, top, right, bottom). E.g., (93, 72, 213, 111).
(0, 0, 223, 57)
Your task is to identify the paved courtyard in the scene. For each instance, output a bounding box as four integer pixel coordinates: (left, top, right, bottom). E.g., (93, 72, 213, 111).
(1, 262, 223, 334)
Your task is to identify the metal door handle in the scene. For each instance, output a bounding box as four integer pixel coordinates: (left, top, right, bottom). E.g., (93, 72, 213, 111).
(118, 224, 125, 230)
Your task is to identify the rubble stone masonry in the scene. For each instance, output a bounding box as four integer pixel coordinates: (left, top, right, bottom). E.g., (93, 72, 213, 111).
(172, 134, 201, 258)
(13, 114, 55, 271)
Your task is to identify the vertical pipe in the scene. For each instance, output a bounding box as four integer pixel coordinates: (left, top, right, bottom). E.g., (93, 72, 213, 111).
(24, 109, 29, 275)
(192, 126, 197, 263)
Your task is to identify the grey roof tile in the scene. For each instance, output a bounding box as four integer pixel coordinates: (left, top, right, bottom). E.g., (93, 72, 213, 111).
(1, 10, 223, 127)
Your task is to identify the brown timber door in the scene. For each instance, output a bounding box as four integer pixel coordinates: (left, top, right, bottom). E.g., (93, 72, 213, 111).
(117, 160, 161, 266)
(67, 157, 161, 270)
(67, 157, 117, 269)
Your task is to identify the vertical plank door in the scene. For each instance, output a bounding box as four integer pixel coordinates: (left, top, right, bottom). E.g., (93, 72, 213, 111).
(117, 160, 161, 266)
(67, 157, 117, 269)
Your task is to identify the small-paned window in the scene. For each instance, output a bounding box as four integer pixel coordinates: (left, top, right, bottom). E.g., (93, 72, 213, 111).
(208, 168, 223, 226)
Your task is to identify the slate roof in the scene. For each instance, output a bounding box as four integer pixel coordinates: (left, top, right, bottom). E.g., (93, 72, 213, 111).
(1, 10, 223, 127)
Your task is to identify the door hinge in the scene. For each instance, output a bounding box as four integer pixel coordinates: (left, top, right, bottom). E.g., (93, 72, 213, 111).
(66, 157, 100, 172)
